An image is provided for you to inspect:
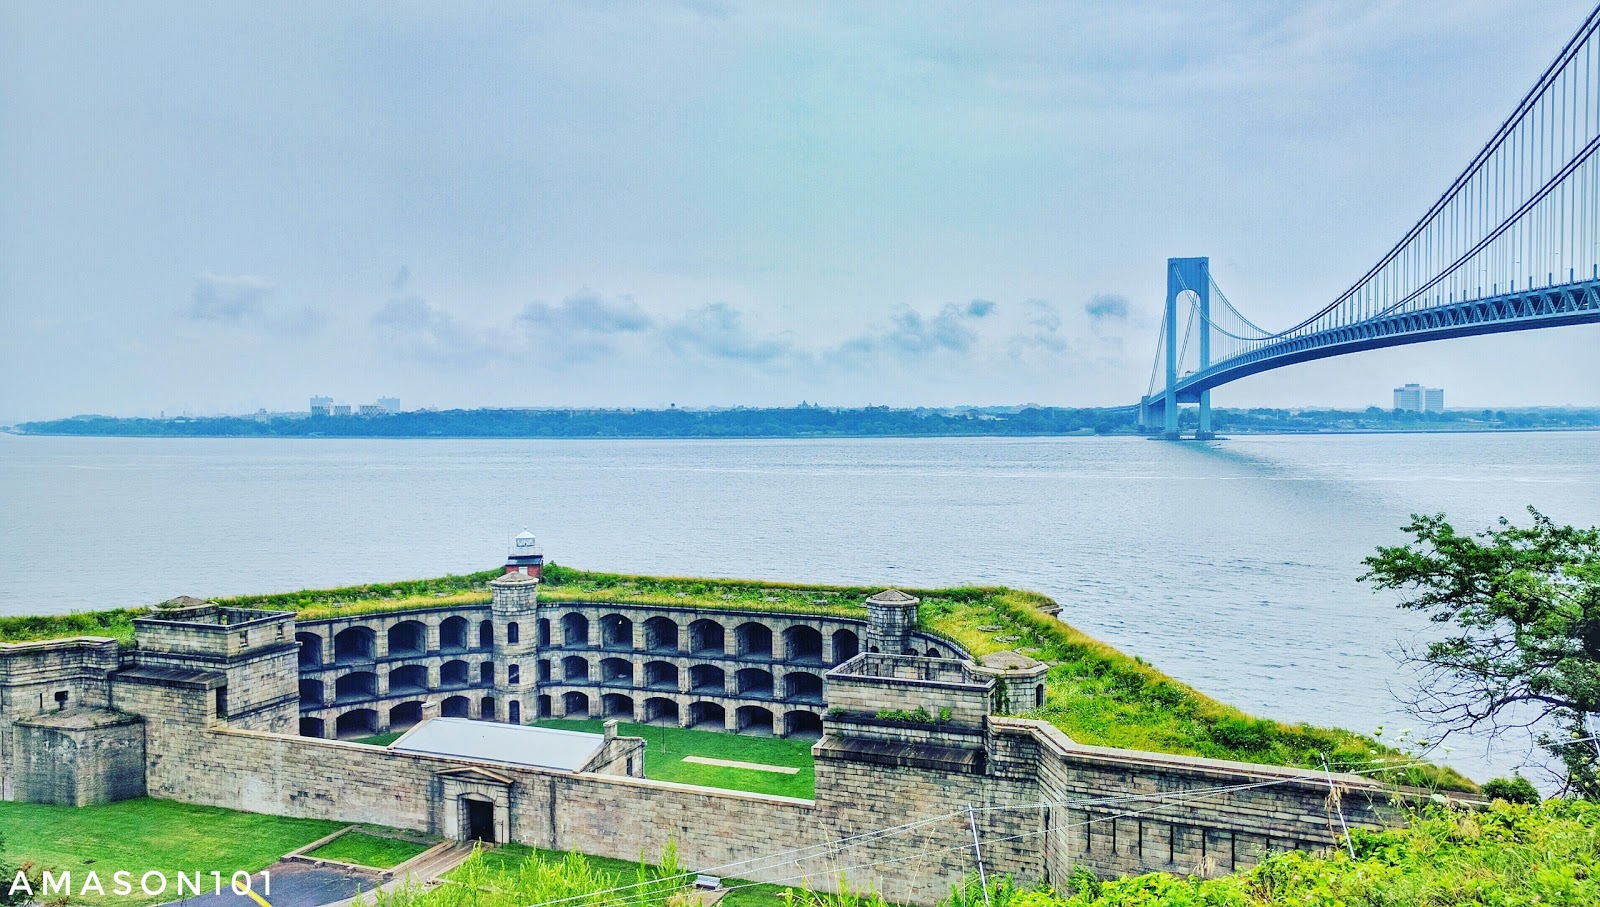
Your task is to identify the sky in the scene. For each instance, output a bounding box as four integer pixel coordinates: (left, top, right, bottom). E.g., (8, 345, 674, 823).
(2, 0, 1597, 422)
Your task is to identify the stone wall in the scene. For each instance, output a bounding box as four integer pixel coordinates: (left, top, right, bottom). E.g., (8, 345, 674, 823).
(0, 638, 122, 799)
(12, 708, 146, 806)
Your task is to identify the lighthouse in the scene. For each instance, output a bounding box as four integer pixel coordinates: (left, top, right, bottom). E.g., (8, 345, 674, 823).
(504, 528, 544, 579)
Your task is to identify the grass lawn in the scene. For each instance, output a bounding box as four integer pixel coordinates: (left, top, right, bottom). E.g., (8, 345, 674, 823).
(0, 798, 351, 906)
(351, 731, 407, 746)
(306, 830, 432, 868)
(445, 844, 795, 907)
(534, 719, 815, 799)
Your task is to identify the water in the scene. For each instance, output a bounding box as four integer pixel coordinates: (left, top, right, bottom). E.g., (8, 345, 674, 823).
(3, 430, 1598, 783)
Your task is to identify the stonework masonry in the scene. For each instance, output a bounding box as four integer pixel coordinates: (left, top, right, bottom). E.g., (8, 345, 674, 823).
(0, 575, 1420, 905)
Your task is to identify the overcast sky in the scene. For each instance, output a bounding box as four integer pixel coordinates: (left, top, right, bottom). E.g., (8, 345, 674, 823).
(2, 1, 1597, 421)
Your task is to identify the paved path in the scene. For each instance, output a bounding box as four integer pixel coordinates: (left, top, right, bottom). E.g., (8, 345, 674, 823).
(163, 863, 380, 907)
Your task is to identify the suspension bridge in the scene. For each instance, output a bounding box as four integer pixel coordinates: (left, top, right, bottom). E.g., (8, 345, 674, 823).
(1140, 5, 1600, 439)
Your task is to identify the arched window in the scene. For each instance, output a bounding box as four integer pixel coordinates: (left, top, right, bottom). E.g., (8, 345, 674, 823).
(479, 620, 494, 648)
(508, 622, 520, 644)
(480, 661, 494, 685)
(508, 700, 522, 724)
(508, 664, 521, 684)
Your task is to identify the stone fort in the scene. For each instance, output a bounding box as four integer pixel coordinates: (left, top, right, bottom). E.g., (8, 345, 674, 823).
(0, 533, 1411, 904)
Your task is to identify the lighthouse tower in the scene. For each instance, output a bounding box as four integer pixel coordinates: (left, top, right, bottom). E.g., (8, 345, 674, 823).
(504, 528, 544, 578)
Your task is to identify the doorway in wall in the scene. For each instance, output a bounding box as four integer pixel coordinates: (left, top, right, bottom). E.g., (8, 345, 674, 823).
(465, 797, 496, 843)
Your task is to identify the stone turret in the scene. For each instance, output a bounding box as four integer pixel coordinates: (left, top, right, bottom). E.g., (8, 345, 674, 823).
(969, 650, 1050, 715)
(489, 570, 540, 723)
(864, 589, 919, 655)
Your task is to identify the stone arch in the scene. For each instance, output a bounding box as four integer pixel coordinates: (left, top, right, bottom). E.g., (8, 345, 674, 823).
(387, 620, 426, 656)
(602, 693, 635, 718)
(736, 705, 774, 735)
(440, 659, 470, 687)
(480, 661, 495, 685)
(1036, 684, 1046, 708)
(440, 616, 469, 651)
(644, 661, 679, 691)
(600, 657, 633, 684)
(689, 701, 725, 730)
(689, 664, 725, 693)
(600, 614, 633, 649)
(561, 613, 590, 647)
(538, 618, 551, 646)
(562, 655, 590, 682)
(389, 664, 428, 694)
(299, 716, 325, 738)
(507, 622, 520, 645)
(784, 626, 823, 663)
(643, 616, 679, 652)
(736, 667, 773, 697)
(480, 696, 498, 720)
(298, 679, 324, 707)
(562, 691, 590, 717)
(334, 708, 378, 739)
(734, 622, 773, 658)
(508, 663, 521, 684)
(784, 710, 823, 739)
(925, 647, 942, 658)
(643, 696, 679, 725)
(333, 627, 375, 663)
(784, 671, 824, 703)
(389, 700, 424, 731)
(480, 620, 495, 648)
(297, 632, 324, 667)
(538, 694, 552, 718)
(442, 695, 471, 718)
(689, 619, 725, 654)
(508, 700, 521, 723)
(901, 646, 919, 656)
(832, 628, 859, 663)
(334, 671, 377, 703)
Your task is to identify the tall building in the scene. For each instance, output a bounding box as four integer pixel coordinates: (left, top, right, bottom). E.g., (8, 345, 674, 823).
(377, 396, 401, 414)
(309, 395, 333, 417)
(1393, 384, 1422, 411)
(1423, 387, 1445, 413)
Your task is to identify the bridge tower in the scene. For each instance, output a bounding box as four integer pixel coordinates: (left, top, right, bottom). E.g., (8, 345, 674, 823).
(1156, 257, 1212, 440)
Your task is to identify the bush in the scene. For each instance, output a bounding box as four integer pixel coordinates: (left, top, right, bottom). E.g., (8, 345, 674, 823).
(1481, 775, 1541, 804)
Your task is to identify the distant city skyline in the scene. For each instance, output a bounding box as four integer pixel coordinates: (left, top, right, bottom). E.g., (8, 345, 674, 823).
(3, 1, 1599, 423)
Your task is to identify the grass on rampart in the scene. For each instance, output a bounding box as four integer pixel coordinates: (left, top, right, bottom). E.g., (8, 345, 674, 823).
(306, 830, 432, 869)
(0, 563, 1473, 790)
(534, 718, 816, 798)
(0, 608, 144, 644)
(0, 798, 350, 906)
(437, 844, 794, 907)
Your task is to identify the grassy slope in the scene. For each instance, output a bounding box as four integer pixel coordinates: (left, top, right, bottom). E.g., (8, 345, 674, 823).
(534, 719, 816, 798)
(306, 831, 432, 869)
(0, 563, 1472, 790)
(447, 844, 794, 907)
(0, 798, 349, 906)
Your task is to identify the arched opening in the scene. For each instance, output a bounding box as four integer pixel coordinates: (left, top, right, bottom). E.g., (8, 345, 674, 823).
(562, 691, 590, 718)
(508, 664, 520, 684)
(538, 618, 551, 646)
(600, 614, 633, 649)
(387, 621, 426, 656)
(334, 671, 377, 703)
(784, 671, 823, 703)
(600, 657, 633, 684)
(643, 696, 679, 725)
(333, 627, 375, 663)
(298, 717, 325, 738)
(689, 664, 725, 693)
(539, 659, 552, 681)
(440, 616, 469, 652)
(298, 679, 324, 707)
(389, 700, 424, 731)
(561, 613, 590, 647)
(508, 622, 520, 644)
(562, 655, 590, 682)
(736, 668, 773, 697)
(689, 619, 725, 655)
(479, 696, 498, 720)
(784, 710, 823, 740)
(508, 700, 521, 724)
(784, 626, 823, 663)
(831, 629, 859, 663)
(643, 661, 679, 691)
(442, 695, 471, 718)
(1035, 684, 1046, 708)
(538, 695, 552, 718)
(334, 708, 378, 739)
(643, 617, 679, 652)
(440, 659, 469, 687)
(689, 701, 726, 730)
(901, 647, 918, 656)
(602, 693, 635, 718)
(735, 622, 773, 659)
(735, 705, 774, 735)
(479, 661, 494, 685)
(925, 647, 942, 658)
(869, 645, 881, 654)
(389, 664, 428, 695)
(480, 620, 495, 648)
(297, 632, 323, 667)
(461, 794, 497, 843)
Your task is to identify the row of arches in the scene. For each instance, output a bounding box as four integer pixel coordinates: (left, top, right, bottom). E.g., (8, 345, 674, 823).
(546, 692, 823, 737)
(301, 694, 523, 740)
(299, 617, 512, 667)
(546, 614, 857, 663)
(301, 660, 501, 706)
(548, 659, 823, 701)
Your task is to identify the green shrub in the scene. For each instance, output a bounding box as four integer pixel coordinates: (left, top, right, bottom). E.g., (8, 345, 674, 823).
(1480, 774, 1542, 804)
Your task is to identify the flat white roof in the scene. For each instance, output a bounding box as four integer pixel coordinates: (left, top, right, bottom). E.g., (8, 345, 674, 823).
(390, 718, 604, 772)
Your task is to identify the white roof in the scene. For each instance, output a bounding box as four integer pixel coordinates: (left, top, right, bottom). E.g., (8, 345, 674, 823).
(390, 718, 603, 772)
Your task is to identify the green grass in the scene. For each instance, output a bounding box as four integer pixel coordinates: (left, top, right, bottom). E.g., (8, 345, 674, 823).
(443, 844, 795, 907)
(306, 830, 432, 868)
(534, 719, 816, 799)
(0, 798, 350, 906)
(0, 608, 144, 644)
(351, 731, 407, 746)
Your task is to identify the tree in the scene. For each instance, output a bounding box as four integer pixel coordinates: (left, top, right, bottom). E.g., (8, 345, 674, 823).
(1361, 508, 1600, 798)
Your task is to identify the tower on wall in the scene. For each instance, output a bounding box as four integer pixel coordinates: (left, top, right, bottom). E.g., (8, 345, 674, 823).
(489, 566, 540, 724)
(864, 589, 919, 655)
(505, 529, 543, 578)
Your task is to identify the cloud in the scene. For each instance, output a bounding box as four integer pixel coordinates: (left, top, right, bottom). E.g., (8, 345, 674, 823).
(840, 299, 998, 360)
(370, 293, 496, 367)
(180, 273, 324, 336)
(1084, 294, 1130, 322)
(664, 302, 798, 364)
(519, 289, 654, 335)
(1009, 298, 1068, 355)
